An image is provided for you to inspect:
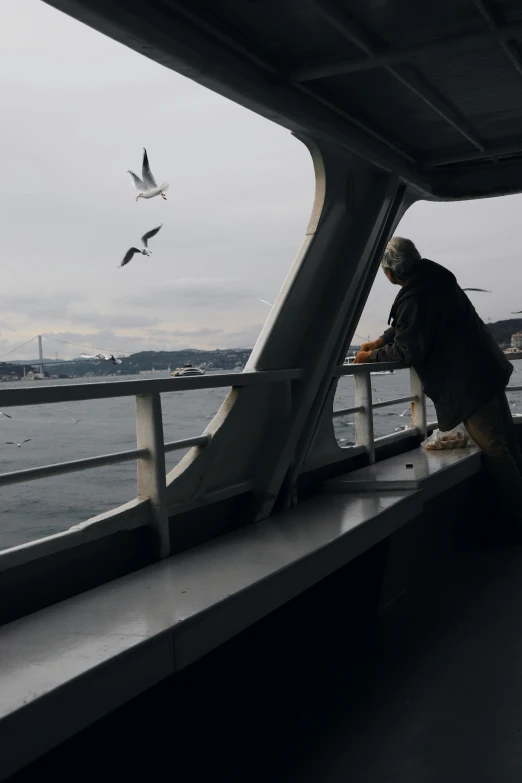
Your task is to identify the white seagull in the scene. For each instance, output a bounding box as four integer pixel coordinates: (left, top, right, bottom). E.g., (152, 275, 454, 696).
(120, 224, 163, 268)
(64, 407, 82, 424)
(6, 439, 31, 448)
(80, 353, 122, 365)
(387, 409, 409, 418)
(128, 148, 169, 201)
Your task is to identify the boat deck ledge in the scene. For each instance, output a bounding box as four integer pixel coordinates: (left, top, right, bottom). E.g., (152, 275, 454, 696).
(0, 445, 482, 780)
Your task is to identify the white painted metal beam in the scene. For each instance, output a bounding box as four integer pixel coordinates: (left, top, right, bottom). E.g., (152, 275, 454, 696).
(355, 372, 375, 464)
(136, 394, 169, 558)
(333, 361, 403, 375)
(0, 370, 302, 408)
(0, 448, 148, 487)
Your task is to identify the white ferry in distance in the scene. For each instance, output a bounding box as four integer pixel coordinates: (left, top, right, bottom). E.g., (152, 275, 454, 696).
(171, 362, 205, 377)
(343, 355, 394, 375)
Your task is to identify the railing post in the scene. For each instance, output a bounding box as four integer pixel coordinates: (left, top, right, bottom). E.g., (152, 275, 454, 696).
(136, 392, 169, 559)
(410, 367, 427, 439)
(355, 371, 375, 464)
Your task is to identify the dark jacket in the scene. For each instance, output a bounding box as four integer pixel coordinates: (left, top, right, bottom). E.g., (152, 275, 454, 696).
(371, 259, 512, 431)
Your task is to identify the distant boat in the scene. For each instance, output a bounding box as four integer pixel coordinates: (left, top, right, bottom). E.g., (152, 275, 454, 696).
(343, 356, 394, 375)
(171, 362, 205, 377)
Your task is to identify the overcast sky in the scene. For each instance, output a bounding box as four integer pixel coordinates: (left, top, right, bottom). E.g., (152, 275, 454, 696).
(1, 1, 521, 360)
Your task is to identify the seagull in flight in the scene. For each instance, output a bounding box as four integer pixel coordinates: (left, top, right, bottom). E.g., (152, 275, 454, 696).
(64, 407, 82, 424)
(462, 288, 491, 292)
(80, 353, 122, 365)
(387, 409, 410, 418)
(128, 148, 169, 201)
(120, 224, 162, 268)
(6, 439, 31, 448)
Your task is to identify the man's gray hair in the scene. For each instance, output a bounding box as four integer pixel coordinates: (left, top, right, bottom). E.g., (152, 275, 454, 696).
(381, 237, 421, 278)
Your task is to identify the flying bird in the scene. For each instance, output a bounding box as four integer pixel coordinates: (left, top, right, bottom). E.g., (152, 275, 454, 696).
(80, 353, 122, 365)
(120, 224, 163, 267)
(64, 407, 82, 424)
(128, 148, 169, 201)
(387, 409, 410, 418)
(0, 412, 12, 419)
(6, 439, 31, 448)
(462, 288, 491, 292)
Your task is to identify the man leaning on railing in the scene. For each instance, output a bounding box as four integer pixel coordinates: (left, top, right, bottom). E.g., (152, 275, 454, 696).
(353, 236, 522, 532)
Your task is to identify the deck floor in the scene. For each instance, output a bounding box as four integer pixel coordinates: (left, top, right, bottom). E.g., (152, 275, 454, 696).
(10, 539, 522, 783)
(228, 543, 522, 783)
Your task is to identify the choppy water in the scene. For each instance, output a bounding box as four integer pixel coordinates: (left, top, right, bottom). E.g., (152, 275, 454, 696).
(1, 365, 520, 551)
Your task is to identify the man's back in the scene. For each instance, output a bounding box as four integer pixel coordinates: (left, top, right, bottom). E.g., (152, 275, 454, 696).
(373, 259, 512, 430)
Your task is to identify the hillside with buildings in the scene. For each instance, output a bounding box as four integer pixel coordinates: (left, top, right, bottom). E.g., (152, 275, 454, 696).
(37, 348, 252, 378)
(487, 319, 522, 350)
(5, 321, 521, 383)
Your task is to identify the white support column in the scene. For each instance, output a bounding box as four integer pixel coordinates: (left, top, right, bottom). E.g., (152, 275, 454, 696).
(355, 371, 375, 464)
(410, 367, 427, 440)
(136, 393, 169, 559)
(37, 335, 44, 377)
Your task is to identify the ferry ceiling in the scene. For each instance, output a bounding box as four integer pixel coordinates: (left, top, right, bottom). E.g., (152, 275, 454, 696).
(43, 0, 522, 202)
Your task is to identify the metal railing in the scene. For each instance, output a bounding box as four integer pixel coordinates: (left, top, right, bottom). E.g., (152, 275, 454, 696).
(332, 362, 430, 463)
(0, 369, 301, 557)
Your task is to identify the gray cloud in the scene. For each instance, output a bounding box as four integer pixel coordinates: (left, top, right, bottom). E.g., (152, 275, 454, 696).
(127, 278, 254, 310)
(72, 311, 160, 329)
(40, 329, 167, 357)
(207, 323, 263, 349)
(169, 327, 224, 337)
(0, 292, 87, 321)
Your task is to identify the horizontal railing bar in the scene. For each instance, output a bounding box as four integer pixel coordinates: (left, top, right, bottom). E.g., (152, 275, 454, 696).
(374, 426, 419, 446)
(372, 395, 417, 410)
(427, 420, 439, 431)
(507, 386, 522, 392)
(0, 369, 303, 408)
(332, 405, 364, 417)
(0, 370, 303, 408)
(333, 362, 404, 376)
(0, 369, 305, 408)
(164, 435, 210, 453)
(0, 447, 149, 488)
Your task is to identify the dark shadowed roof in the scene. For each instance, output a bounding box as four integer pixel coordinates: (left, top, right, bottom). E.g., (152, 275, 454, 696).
(45, 0, 522, 200)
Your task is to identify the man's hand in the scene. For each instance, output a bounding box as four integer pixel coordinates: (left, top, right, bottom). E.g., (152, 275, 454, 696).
(353, 350, 372, 364)
(361, 337, 385, 352)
